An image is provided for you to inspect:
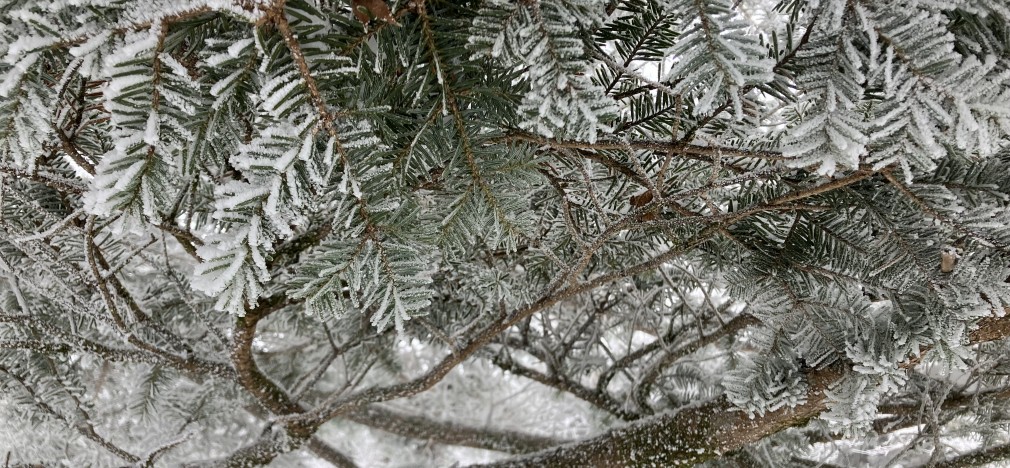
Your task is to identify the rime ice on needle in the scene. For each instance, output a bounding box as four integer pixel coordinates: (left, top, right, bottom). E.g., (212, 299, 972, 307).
(3, 0, 1010, 466)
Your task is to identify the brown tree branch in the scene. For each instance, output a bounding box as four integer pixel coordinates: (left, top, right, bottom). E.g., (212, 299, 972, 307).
(490, 352, 637, 421)
(633, 313, 760, 413)
(344, 405, 568, 454)
(292, 172, 852, 432)
(474, 314, 1010, 467)
(285, 221, 723, 438)
(882, 170, 1010, 251)
(242, 403, 357, 468)
(218, 4, 839, 465)
(0, 310, 231, 377)
(0, 164, 87, 194)
(0, 365, 141, 464)
(229, 294, 304, 419)
(503, 132, 786, 163)
(84, 218, 230, 376)
(933, 442, 1010, 468)
(305, 438, 358, 468)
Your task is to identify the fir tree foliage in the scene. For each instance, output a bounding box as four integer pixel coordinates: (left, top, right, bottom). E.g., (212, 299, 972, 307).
(662, 0, 775, 117)
(2, 0, 1010, 466)
(469, 0, 619, 143)
(783, 0, 1010, 176)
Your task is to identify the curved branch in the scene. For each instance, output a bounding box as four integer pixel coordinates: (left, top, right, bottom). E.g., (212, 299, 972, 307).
(230, 294, 304, 419)
(633, 313, 759, 413)
(490, 352, 637, 421)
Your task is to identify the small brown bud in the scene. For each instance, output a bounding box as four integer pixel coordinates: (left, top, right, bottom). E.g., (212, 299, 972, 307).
(630, 191, 658, 221)
(940, 249, 958, 273)
(629, 190, 653, 208)
(351, 0, 400, 26)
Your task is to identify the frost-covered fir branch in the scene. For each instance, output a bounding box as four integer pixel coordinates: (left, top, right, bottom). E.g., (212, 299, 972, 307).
(3, 0, 1010, 466)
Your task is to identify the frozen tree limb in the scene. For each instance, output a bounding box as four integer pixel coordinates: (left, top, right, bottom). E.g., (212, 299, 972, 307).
(476, 314, 1010, 467)
(344, 405, 568, 454)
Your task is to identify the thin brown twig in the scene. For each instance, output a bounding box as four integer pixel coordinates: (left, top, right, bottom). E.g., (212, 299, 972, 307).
(0, 365, 141, 464)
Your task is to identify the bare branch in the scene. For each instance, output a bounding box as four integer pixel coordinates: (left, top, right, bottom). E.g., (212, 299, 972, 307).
(0, 365, 141, 464)
(933, 443, 1010, 468)
(490, 351, 637, 421)
(633, 313, 760, 413)
(345, 405, 568, 454)
(475, 313, 1010, 467)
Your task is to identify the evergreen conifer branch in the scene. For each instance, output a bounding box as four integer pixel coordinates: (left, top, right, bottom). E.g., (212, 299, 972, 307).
(4, 1, 1010, 465)
(478, 313, 1010, 467)
(0, 365, 142, 464)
